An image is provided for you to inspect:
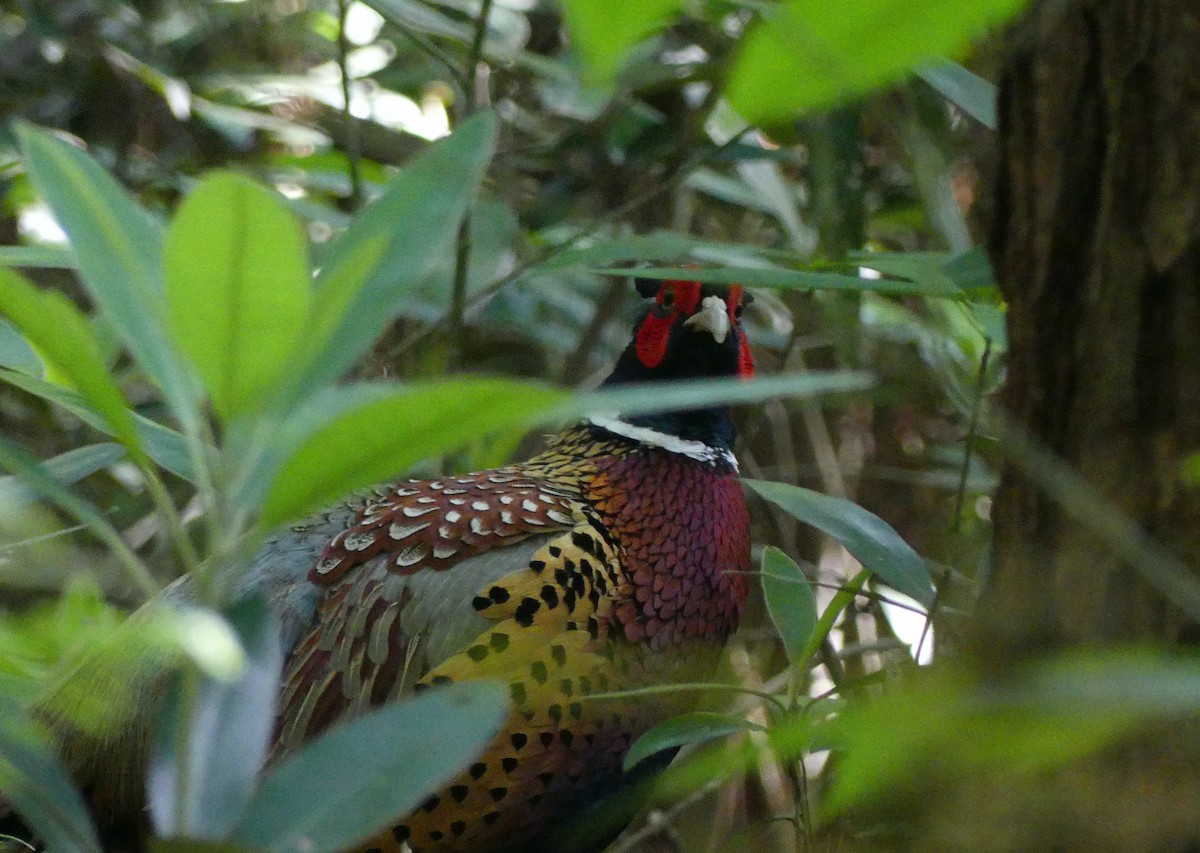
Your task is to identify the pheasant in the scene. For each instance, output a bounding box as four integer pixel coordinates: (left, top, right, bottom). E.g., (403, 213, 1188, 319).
(38, 278, 756, 852)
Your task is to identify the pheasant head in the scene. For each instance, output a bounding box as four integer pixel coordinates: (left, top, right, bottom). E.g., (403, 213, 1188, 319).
(598, 279, 754, 451)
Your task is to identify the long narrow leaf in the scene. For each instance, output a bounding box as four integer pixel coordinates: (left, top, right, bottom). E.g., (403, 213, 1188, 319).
(624, 712, 765, 772)
(259, 378, 567, 528)
(0, 701, 102, 853)
(564, 371, 875, 420)
(0, 367, 202, 481)
(746, 479, 934, 607)
(290, 111, 497, 398)
(148, 597, 282, 839)
(916, 60, 997, 129)
(15, 123, 200, 423)
(0, 443, 126, 510)
(0, 268, 144, 460)
(594, 265, 963, 297)
(760, 546, 819, 666)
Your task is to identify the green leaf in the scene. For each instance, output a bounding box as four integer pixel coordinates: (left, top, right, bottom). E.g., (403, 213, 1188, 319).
(760, 546, 818, 666)
(564, 371, 875, 420)
(14, 123, 200, 423)
(148, 597, 282, 839)
(0, 367, 201, 481)
(0, 443, 126, 510)
(594, 264, 964, 297)
(259, 378, 568, 528)
(165, 173, 312, 421)
(799, 570, 868, 668)
(0, 318, 42, 375)
(821, 653, 1200, 819)
(291, 112, 497, 399)
(0, 244, 77, 269)
(230, 681, 509, 853)
(1182, 452, 1200, 486)
(0, 700, 102, 853)
(916, 60, 997, 129)
(745, 479, 934, 607)
(726, 0, 1026, 125)
(0, 268, 144, 460)
(624, 712, 765, 771)
(559, 0, 685, 83)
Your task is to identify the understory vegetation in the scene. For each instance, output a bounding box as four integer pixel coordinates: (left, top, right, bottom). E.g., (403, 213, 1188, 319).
(2, 1, 1197, 851)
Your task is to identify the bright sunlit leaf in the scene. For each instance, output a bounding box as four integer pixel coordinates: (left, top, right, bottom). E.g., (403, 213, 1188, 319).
(259, 378, 568, 528)
(0, 268, 143, 460)
(727, 0, 1026, 126)
(559, 0, 685, 84)
(165, 173, 312, 421)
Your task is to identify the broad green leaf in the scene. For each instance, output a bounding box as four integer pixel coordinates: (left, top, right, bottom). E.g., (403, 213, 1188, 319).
(0, 443, 125, 510)
(0, 367, 201, 481)
(259, 378, 568, 528)
(942, 246, 998, 294)
(745, 479, 934, 607)
(726, 0, 1026, 126)
(594, 264, 964, 297)
(0, 268, 143, 460)
(760, 546, 818, 666)
(559, 0, 685, 83)
(227, 381, 401, 520)
(916, 60, 997, 129)
(148, 598, 281, 839)
(15, 123, 200, 423)
(291, 112, 497, 399)
(165, 173, 312, 421)
(624, 712, 765, 771)
(230, 681, 509, 853)
(0, 701, 102, 853)
(0, 244, 77, 269)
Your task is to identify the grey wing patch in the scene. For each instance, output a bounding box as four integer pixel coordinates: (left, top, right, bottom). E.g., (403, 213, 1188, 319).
(393, 532, 561, 671)
(237, 503, 361, 652)
(276, 533, 560, 748)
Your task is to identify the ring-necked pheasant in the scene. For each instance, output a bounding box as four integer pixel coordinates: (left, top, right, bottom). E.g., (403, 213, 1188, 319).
(43, 278, 756, 852)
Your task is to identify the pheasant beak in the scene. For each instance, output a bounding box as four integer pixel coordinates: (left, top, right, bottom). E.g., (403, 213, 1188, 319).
(683, 295, 730, 344)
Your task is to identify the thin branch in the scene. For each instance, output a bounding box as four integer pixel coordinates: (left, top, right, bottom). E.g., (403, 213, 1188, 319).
(952, 337, 992, 529)
(449, 0, 495, 363)
(390, 19, 467, 92)
(336, 0, 362, 210)
(393, 125, 755, 358)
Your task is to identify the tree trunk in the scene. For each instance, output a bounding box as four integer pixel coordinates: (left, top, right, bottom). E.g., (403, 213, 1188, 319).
(980, 0, 1200, 657)
(920, 4, 1200, 849)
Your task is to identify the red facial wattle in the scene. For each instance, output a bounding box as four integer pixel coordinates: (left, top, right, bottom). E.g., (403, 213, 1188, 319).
(635, 280, 700, 368)
(635, 280, 755, 377)
(724, 284, 755, 380)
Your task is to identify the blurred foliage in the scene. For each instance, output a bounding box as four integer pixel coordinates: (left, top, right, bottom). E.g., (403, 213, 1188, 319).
(2, 0, 1170, 851)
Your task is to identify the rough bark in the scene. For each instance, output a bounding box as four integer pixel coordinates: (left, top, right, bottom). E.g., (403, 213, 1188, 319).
(980, 0, 1200, 656)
